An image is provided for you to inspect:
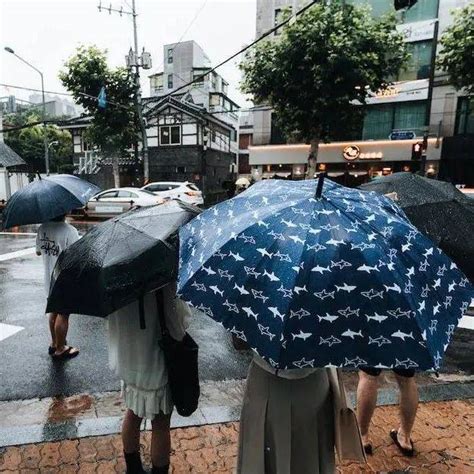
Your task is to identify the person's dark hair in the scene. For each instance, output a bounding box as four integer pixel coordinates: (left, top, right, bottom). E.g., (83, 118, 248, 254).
(51, 214, 67, 222)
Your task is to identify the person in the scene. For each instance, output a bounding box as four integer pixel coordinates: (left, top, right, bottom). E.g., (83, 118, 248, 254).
(36, 214, 80, 360)
(357, 367, 418, 457)
(237, 353, 335, 473)
(107, 282, 191, 474)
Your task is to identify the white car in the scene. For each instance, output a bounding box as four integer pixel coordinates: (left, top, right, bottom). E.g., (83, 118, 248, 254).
(85, 187, 163, 218)
(141, 181, 204, 206)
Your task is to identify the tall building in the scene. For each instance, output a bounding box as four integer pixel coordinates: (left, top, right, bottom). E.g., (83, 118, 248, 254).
(246, 0, 473, 185)
(148, 41, 239, 131)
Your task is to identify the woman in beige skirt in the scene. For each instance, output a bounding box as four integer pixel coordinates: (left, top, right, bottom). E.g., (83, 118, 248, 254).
(238, 355, 335, 474)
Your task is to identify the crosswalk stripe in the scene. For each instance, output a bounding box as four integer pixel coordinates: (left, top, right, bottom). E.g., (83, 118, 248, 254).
(0, 323, 24, 342)
(0, 248, 36, 261)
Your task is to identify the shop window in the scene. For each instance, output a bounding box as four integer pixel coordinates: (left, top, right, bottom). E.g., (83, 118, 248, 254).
(455, 97, 474, 135)
(160, 125, 181, 145)
(398, 40, 432, 81)
(362, 101, 427, 140)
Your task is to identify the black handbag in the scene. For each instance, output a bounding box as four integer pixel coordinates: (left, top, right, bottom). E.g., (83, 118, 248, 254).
(155, 290, 200, 417)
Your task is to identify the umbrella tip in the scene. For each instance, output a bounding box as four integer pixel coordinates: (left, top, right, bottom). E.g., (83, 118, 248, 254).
(315, 173, 326, 199)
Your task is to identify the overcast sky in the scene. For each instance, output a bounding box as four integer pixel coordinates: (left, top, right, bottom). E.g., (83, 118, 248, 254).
(0, 0, 256, 109)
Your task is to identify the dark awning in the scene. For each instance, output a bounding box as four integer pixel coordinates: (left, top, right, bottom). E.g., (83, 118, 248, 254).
(0, 142, 26, 168)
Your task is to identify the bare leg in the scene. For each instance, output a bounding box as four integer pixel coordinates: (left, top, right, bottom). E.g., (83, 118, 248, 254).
(356, 371, 380, 446)
(151, 413, 172, 470)
(122, 409, 143, 454)
(48, 313, 58, 347)
(394, 374, 418, 450)
(54, 314, 69, 353)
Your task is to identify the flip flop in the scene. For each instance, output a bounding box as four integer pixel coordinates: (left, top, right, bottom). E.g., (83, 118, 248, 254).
(52, 346, 80, 361)
(390, 429, 414, 457)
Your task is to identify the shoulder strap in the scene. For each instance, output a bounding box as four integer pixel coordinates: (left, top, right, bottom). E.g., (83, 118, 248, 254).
(155, 289, 168, 337)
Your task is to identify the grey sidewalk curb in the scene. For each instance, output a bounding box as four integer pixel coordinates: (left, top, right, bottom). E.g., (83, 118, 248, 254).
(1, 381, 473, 448)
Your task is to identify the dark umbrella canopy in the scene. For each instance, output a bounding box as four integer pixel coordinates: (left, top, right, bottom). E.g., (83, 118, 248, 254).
(47, 200, 200, 317)
(2, 174, 100, 229)
(360, 173, 474, 282)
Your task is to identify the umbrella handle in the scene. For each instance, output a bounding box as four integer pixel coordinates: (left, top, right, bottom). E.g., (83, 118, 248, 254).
(315, 172, 326, 199)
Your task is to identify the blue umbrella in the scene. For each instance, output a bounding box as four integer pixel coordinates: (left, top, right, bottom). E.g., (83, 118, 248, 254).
(178, 178, 474, 371)
(2, 174, 100, 228)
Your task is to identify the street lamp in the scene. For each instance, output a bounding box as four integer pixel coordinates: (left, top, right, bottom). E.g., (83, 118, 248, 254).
(4, 46, 49, 175)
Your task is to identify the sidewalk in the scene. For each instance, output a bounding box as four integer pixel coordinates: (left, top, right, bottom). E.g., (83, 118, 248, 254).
(1, 399, 473, 473)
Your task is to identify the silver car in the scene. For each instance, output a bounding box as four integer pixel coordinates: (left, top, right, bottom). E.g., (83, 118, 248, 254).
(85, 187, 163, 218)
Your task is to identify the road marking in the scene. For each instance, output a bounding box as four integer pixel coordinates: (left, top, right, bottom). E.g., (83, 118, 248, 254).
(0, 232, 37, 236)
(0, 323, 24, 342)
(459, 315, 474, 331)
(0, 247, 36, 261)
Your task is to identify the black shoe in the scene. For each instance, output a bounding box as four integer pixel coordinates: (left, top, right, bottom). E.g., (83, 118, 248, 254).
(124, 451, 146, 474)
(152, 464, 170, 474)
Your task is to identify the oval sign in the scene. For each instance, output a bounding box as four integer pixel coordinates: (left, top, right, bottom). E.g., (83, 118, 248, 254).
(343, 145, 360, 161)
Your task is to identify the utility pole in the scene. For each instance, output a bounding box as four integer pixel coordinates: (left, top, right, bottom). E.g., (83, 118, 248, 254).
(98, 0, 152, 184)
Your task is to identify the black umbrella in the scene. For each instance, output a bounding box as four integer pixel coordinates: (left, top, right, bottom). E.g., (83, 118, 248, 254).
(46, 200, 200, 318)
(361, 172, 474, 282)
(2, 174, 100, 229)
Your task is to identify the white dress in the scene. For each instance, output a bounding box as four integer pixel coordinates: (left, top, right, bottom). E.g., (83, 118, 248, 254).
(107, 283, 191, 419)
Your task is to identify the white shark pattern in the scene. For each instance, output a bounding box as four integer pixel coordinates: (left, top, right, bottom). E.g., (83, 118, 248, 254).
(395, 358, 419, 369)
(278, 285, 293, 298)
(335, 283, 357, 293)
(341, 329, 363, 339)
(218, 269, 234, 281)
(344, 357, 367, 368)
(223, 300, 239, 313)
(268, 307, 285, 321)
(293, 358, 315, 368)
(257, 248, 273, 258)
(366, 313, 388, 323)
(263, 270, 280, 282)
(292, 330, 312, 341)
(391, 330, 414, 341)
(357, 264, 380, 273)
(242, 307, 258, 320)
(281, 219, 298, 228)
(338, 307, 360, 318)
(229, 251, 244, 261)
(258, 324, 276, 340)
(209, 285, 224, 297)
(319, 336, 341, 347)
(314, 290, 335, 300)
(233, 283, 250, 295)
(307, 243, 326, 252)
(202, 266, 216, 275)
(361, 289, 384, 299)
(290, 308, 311, 319)
(230, 327, 246, 341)
(244, 266, 261, 278)
(387, 308, 412, 318)
(294, 285, 308, 295)
(384, 283, 402, 294)
(252, 289, 269, 303)
(191, 281, 207, 292)
(311, 265, 331, 274)
(331, 260, 352, 269)
(318, 314, 339, 323)
(369, 336, 391, 347)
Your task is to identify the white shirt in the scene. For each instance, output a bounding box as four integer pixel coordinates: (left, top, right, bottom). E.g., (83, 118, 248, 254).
(107, 283, 191, 390)
(36, 221, 80, 294)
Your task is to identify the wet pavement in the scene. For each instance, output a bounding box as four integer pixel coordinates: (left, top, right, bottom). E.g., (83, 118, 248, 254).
(0, 230, 251, 402)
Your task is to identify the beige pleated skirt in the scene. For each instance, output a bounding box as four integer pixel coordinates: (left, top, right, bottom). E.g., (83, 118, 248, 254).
(237, 361, 335, 474)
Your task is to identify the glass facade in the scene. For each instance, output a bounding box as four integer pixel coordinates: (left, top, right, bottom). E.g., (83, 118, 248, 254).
(455, 97, 474, 135)
(348, 0, 438, 22)
(398, 40, 432, 81)
(362, 100, 427, 139)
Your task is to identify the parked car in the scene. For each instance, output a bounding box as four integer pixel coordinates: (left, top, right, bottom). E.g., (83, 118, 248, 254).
(141, 181, 204, 206)
(84, 187, 163, 218)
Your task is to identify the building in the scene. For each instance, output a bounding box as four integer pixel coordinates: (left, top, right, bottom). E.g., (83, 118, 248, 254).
(247, 0, 473, 185)
(0, 94, 82, 118)
(148, 41, 240, 136)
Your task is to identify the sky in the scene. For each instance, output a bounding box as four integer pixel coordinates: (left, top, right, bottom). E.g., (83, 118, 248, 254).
(0, 0, 256, 109)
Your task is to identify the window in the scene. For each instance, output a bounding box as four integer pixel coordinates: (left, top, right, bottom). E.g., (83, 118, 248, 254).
(362, 101, 427, 140)
(117, 190, 138, 198)
(211, 130, 217, 143)
(398, 40, 432, 81)
(160, 125, 181, 145)
(167, 48, 173, 64)
(211, 73, 217, 90)
(98, 191, 118, 199)
(455, 97, 474, 135)
(176, 166, 186, 173)
(151, 74, 163, 93)
(274, 7, 291, 35)
(403, 0, 438, 23)
(168, 74, 173, 89)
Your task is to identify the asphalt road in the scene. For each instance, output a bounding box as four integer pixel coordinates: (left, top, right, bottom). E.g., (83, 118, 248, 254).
(0, 231, 472, 402)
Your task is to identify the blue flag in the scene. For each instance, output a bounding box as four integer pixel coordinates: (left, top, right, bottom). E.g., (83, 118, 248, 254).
(98, 86, 106, 109)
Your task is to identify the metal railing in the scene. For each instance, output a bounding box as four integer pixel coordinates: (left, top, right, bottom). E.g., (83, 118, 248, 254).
(77, 150, 101, 175)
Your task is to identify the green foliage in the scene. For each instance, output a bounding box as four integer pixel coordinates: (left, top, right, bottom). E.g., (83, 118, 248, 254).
(240, 2, 407, 143)
(59, 45, 137, 157)
(4, 110, 72, 173)
(438, 4, 474, 95)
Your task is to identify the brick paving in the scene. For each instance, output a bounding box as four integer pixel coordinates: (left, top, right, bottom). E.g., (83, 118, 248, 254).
(0, 400, 473, 473)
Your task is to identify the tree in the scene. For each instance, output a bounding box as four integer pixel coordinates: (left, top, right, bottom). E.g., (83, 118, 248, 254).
(240, 2, 407, 178)
(4, 110, 72, 175)
(437, 3, 474, 95)
(59, 45, 137, 186)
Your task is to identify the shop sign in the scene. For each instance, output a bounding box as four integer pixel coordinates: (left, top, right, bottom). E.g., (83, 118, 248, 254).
(366, 79, 428, 104)
(397, 20, 436, 43)
(343, 145, 383, 161)
(390, 130, 416, 140)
